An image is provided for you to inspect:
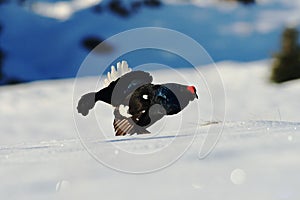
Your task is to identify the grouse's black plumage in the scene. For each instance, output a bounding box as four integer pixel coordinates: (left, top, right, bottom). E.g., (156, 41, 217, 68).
(77, 70, 198, 136)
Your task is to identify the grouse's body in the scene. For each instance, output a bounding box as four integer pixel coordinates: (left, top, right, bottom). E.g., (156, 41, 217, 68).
(77, 61, 198, 136)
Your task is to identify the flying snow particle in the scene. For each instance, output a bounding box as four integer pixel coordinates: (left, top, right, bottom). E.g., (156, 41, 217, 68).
(56, 180, 70, 192)
(192, 184, 203, 189)
(288, 135, 293, 142)
(230, 168, 246, 185)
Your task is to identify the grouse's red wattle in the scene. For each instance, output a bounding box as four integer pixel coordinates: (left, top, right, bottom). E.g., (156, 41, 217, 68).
(187, 86, 198, 99)
(187, 86, 195, 94)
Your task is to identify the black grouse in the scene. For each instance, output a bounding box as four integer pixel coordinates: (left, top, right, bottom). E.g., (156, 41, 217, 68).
(77, 61, 198, 136)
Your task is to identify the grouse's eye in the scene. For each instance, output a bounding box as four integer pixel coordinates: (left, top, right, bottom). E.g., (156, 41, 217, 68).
(142, 94, 148, 100)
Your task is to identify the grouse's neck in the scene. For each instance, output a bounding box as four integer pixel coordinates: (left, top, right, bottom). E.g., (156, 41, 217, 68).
(157, 84, 195, 115)
(95, 87, 112, 105)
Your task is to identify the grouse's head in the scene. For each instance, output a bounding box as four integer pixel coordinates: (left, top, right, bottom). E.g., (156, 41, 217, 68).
(186, 85, 198, 100)
(164, 83, 198, 102)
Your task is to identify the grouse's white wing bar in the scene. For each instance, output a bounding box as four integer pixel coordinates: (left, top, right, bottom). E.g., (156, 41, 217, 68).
(118, 104, 132, 118)
(104, 61, 132, 87)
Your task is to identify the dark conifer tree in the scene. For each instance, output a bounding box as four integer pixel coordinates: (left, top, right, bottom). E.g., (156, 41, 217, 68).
(270, 27, 300, 83)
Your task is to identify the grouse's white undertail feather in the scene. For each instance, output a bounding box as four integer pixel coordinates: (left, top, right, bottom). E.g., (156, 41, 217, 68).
(104, 61, 132, 87)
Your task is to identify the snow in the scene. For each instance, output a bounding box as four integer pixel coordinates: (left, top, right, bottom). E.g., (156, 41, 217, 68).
(1, 60, 300, 199)
(32, 0, 102, 20)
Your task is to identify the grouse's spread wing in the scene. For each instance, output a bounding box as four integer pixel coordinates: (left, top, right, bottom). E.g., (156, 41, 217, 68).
(110, 71, 153, 106)
(113, 107, 150, 136)
(113, 118, 135, 136)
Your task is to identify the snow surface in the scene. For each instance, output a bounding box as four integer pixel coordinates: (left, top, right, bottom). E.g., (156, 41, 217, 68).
(1, 60, 300, 199)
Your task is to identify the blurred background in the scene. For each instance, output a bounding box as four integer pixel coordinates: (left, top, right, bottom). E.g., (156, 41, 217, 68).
(0, 0, 300, 85)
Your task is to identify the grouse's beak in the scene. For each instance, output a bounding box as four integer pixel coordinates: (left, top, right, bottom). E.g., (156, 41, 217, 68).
(195, 93, 198, 99)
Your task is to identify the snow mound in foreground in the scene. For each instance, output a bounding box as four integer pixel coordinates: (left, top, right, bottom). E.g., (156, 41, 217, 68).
(0, 60, 300, 200)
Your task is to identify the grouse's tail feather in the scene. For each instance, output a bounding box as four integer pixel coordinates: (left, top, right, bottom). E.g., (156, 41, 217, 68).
(104, 60, 132, 87)
(77, 92, 97, 116)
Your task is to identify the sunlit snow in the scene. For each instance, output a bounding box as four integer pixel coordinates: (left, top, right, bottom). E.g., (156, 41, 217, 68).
(1, 61, 300, 199)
